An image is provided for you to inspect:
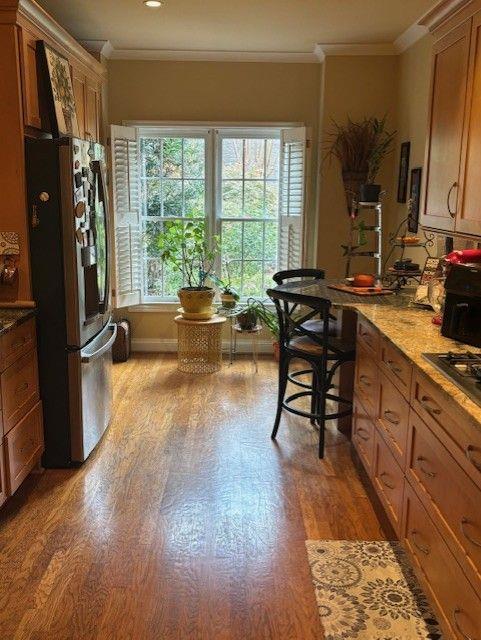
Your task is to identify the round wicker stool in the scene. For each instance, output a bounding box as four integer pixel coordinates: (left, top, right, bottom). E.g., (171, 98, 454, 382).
(174, 315, 227, 373)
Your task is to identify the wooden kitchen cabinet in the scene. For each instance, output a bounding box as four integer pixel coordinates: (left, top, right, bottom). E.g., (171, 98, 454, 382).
(85, 77, 101, 143)
(422, 22, 470, 233)
(19, 26, 42, 130)
(71, 66, 86, 140)
(0, 441, 7, 507)
(457, 10, 481, 236)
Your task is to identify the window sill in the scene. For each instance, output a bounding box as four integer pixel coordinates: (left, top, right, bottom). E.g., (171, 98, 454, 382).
(127, 303, 180, 313)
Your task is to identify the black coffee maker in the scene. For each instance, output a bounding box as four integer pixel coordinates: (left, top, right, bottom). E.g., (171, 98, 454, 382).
(442, 263, 481, 347)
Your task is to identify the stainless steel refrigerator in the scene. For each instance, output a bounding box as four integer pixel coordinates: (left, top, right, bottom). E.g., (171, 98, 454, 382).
(26, 137, 117, 467)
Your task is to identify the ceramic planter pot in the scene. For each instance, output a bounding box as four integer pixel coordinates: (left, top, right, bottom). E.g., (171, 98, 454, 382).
(236, 309, 257, 330)
(220, 293, 237, 309)
(360, 183, 381, 203)
(178, 287, 215, 318)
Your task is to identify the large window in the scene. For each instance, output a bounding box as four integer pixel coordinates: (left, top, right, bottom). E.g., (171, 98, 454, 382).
(132, 126, 304, 303)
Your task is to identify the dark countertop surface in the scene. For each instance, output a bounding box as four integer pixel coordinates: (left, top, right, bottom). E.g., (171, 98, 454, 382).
(0, 308, 36, 338)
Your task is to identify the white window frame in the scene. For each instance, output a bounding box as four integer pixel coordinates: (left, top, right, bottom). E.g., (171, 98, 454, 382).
(127, 121, 304, 307)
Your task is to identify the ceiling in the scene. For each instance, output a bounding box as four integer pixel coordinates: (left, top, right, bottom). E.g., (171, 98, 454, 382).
(37, 0, 435, 54)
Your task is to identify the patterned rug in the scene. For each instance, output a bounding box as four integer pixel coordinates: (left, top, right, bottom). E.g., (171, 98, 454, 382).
(305, 540, 443, 640)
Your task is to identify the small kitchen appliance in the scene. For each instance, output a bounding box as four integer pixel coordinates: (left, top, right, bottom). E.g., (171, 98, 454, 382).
(441, 263, 481, 348)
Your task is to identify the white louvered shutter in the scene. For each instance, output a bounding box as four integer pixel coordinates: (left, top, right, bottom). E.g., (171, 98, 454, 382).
(110, 124, 141, 308)
(279, 127, 307, 271)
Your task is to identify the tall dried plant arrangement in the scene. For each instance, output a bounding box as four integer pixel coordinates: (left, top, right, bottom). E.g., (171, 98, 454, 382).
(325, 116, 396, 214)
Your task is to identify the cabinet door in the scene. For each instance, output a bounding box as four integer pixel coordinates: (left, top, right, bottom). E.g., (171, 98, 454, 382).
(85, 78, 100, 142)
(457, 12, 481, 235)
(422, 22, 471, 232)
(71, 66, 86, 140)
(20, 28, 42, 129)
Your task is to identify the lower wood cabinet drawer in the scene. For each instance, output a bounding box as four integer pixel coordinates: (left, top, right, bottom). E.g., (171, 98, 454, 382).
(0, 440, 7, 507)
(373, 430, 405, 535)
(0, 318, 36, 372)
(1, 348, 39, 435)
(5, 401, 44, 494)
(354, 343, 379, 419)
(357, 317, 380, 359)
(403, 482, 481, 640)
(379, 337, 412, 396)
(411, 370, 481, 490)
(352, 394, 375, 477)
(377, 371, 410, 467)
(407, 409, 481, 591)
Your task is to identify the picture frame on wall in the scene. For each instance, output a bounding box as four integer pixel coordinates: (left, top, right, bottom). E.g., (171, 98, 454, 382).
(38, 41, 79, 138)
(408, 167, 422, 233)
(397, 141, 411, 203)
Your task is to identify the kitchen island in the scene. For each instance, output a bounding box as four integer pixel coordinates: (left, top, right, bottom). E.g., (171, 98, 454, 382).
(272, 278, 481, 639)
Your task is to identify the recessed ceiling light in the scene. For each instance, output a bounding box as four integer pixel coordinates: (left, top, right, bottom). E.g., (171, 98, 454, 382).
(144, 0, 163, 7)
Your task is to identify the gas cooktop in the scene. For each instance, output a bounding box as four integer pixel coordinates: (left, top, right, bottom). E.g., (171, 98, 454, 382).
(423, 351, 481, 408)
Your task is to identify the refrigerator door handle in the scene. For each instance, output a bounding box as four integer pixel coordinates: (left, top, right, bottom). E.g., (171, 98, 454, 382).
(81, 323, 117, 363)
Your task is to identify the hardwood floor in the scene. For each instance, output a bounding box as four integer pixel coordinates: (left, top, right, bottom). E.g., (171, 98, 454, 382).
(0, 354, 385, 639)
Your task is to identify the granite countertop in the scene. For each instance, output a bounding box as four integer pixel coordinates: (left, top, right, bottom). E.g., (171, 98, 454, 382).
(0, 308, 36, 338)
(351, 300, 481, 430)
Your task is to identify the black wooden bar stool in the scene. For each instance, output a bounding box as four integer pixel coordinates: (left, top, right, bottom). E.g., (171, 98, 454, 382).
(272, 269, 337, 424)
(267, 287, 355, 458)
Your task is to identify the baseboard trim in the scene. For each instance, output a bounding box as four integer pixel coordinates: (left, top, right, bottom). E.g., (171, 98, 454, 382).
(132, 338, 274, 354)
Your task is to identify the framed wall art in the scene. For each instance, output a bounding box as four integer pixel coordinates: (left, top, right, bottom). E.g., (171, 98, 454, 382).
(39, 41, 79, 138)
(397, 141, 411, 203)
(408, 167, 422, 233)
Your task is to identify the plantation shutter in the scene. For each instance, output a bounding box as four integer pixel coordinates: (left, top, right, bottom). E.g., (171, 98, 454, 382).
(110, 124, 141, 308)
(279, 126, 307, 271)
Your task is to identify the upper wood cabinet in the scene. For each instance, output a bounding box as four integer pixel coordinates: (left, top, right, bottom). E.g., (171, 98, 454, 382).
(423, 7, 481, 237)
(71, 66, 86, 140)
(422, 22, 471, 233)
(85, 77, 101, 143)
(458, 11, 481, 236)
(19, 27, 42, 130)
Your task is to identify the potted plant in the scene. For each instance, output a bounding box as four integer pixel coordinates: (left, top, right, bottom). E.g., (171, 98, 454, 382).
(239, 299, 281, 359)
(325, 116, 396, 210)
(157, 219, 219, 319)
(208, 269, 240, 309)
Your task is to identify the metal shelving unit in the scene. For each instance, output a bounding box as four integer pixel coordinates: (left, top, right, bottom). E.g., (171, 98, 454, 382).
(343, 201, 383, 282)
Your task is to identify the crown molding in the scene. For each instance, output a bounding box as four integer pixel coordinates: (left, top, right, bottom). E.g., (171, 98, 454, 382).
(419, 0, 472, 31)
(17, 0, 105, 76)
(107, 46, 318, 63)
(80, 39, 114, 60)
(394, 23, 429, 52)
(314, 42, 397, 62)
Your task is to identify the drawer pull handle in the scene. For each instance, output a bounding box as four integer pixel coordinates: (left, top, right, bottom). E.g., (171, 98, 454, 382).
(383, 410, 400, 426)
(460, 517, 481, 548)
(411, 529, 430, 555)
(359, 375, 371, 387)
(453, 608, 474, 640)
(379, 471, 395, 490)
(466, 445, 481, 472)
(357, 427, 370, 442)
(420, 396, 441, 416)
(416, 456, 436, 479)
(15, 381, 29, 394)
(386, 359, 402, 374)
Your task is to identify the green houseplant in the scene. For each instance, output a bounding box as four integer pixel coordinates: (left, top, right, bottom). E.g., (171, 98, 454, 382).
(208, 268, 240, 309)
(325, 115, 396, 211)
(157, 219, 220, 319)
(238, 299, 281, 359)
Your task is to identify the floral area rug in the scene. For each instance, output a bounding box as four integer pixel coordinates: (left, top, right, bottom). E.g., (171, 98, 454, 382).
(305, 540, 443, 640)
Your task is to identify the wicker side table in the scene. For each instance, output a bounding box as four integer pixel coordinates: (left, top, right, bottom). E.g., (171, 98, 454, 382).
(174, 315, 227, 373)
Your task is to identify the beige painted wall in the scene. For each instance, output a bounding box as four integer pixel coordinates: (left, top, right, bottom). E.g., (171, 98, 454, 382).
(316, 55, 399, 279)
(390, 35, 433, 238)
(108, 59, 321, 344)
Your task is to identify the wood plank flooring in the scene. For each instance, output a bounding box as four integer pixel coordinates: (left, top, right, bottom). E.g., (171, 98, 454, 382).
(0, 354, 385, 639)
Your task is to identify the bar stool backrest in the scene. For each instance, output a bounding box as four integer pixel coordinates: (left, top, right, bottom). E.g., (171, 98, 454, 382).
(266, 288, 332, 355)
(272, 268, 325, 286)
